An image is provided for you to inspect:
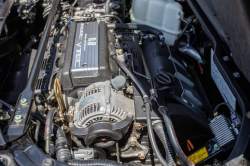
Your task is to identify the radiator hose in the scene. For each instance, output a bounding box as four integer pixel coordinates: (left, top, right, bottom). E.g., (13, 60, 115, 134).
(153, 122, 176, 166)
(68, 159, 124, 166)
(159, 106, 194, 166)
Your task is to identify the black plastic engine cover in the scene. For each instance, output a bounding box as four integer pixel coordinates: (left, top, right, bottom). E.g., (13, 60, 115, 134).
(141, 38, 208, 115)
(58, 21, 112, 91)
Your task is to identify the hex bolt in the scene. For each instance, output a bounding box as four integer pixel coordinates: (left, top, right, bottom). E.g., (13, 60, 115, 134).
(20, 98, 28, 105)
(15, 115, 23, 123)
(223, 56, 229, 61)
(134, 122, 143, 130)
(130, 141, 136, 147)
(87, 150, 92, 155)
(233, 72, 240, 78)
(214, 143, 219, 150)
(138, 153, 146, 160)
(43, 159, 54, 166)
(69, 122, 74, 127)
(118, 49, 123, 55)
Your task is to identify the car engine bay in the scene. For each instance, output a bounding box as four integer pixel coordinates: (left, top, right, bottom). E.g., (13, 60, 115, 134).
(0, 0, 250, 166)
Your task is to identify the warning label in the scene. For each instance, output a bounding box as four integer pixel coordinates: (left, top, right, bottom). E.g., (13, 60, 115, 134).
(188, 147, 209, 164)
(211, 49, 236, 110)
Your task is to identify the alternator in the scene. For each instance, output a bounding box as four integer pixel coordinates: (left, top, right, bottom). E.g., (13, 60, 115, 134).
(70, 80, 135, 145)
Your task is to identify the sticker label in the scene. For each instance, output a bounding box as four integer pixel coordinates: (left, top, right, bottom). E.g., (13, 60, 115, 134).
(211, 49, 236, 110)
(188, 147, 209, 164)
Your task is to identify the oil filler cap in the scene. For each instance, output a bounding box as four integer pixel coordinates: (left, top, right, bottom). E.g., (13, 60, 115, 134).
(111, 75, 126, 90)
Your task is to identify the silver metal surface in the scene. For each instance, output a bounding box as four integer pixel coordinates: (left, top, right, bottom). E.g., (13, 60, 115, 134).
(74, 80, 135, 128)
(71, 22, 99, 78)
(209, 115, 236, 149)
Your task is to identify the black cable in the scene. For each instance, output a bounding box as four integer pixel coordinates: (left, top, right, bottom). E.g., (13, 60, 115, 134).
(214, 102, 233, 114)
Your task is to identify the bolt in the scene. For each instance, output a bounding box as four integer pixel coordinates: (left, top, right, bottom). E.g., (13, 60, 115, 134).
(214, 144, 219, 150)
(223, 56, 229, 61)
(15, 115, 23, 123)
(43, 159, 54, 166)
(134, 122, 143, 130)
(69, 122, 74, 127)
(130, 141, 136, 147)
(233, 72, 240, 78)
(87, 151, 92, 155)
(20, 98, 28, 105)
(138, 153, 146, 160)
(118, 49, 123, 55)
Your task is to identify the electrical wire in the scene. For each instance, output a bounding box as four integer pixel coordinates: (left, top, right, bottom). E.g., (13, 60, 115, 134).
(214, 102, 233, 115)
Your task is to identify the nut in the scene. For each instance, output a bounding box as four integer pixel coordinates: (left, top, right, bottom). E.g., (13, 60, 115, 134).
(20, 98, 28, 105)
(15, 115, 23, 123)
(138, 153, 146, 160)
(134, 122, 143, 130)
(130, 141, 136, 147)
(118, 49, 123, 55)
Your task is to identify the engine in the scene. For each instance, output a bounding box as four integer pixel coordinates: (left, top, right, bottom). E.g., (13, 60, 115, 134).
(0, 0, 245, 165)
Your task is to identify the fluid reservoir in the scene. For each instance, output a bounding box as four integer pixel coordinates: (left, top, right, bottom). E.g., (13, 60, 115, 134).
(130, 0, 183, 46)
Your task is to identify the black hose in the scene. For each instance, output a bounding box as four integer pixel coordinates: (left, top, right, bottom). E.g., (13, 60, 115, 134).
(159, 106, 194, 166)
(107, 23, 163, 37)
(33, 111, 58, 135)
(44, 107, 58, 152)
(93, 148, 106, 159)
(43, 107, 71, 163)
(55, 128, 71, 163)
(68, 159, 124, 166)
(35, 89, 54, 104)
(94, 140, 116, 148)
(112, 55, 168, 166)
(153, 122, 176, 166)
(105, 0, 111, 14)
(35, 120, 40, 145)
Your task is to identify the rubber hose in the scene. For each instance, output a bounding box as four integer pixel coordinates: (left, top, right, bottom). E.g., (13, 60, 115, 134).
(112, 55, 168, 166)
(35, 89, 54, 104)
(153, 122, 176, 166)
(55, 128, 71, 163)
(95, 15, 123, 23)
(105, 0, 111, 14)
(44, 107, 58, 152)
(94, 140, 116, 148)
(33, 111, 58, 135)
(94, 148, 106, 159)
(107, 23, 163, 37)
(68, 159, 124, 166)
(159, 106, 194, 166)
(35, 120, 40, 145)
